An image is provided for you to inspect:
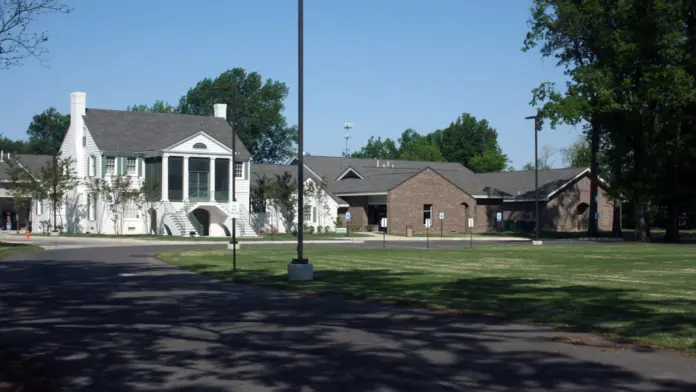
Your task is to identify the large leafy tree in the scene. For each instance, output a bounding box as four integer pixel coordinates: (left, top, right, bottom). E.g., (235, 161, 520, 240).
(127, 100, 178, 113)
(429, 113, 508, 172)
(351, 129, 444, 162)
(561, 137, 591, 168)
(178, 68, 297, 163)
(524, 0, 696, 241)
(26, 107, 69, 155)
(0, 0, 71, 69)
(350, 136, 399, 159)
(352, 114, 507, 171)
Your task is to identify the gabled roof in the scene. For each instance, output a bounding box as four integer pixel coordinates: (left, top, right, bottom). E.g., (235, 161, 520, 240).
(82, 109, 251, 158)
(291, 155, 483, 195)
(250, 163, 348, 206)
(0, 154, 53, 181)
(474, 167, 588, 199)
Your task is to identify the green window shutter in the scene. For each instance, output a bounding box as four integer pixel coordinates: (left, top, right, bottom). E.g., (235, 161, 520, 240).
(245, 161, 250, 179)
(139, 158, 144, 177)
(101, 156, 106, 177)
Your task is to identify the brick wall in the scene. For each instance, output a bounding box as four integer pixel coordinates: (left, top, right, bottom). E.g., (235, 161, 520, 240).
(387, 169, 476, 235)
(545, 175, 614, 231)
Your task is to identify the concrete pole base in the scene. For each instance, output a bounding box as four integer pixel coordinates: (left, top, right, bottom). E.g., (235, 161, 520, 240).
(227, 242, 241, 250)
(288, 263, 314, 281)
(532, 240, 544, 246)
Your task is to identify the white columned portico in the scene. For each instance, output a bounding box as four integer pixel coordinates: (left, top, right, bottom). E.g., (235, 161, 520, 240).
(183, 156, 189, 201)
(210, 157, 216, 201)
(161, 154, 169, 201)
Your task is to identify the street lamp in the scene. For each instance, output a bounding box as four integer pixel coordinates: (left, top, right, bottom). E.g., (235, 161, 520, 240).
(288, 0, 314, 280)
(525, 115, 542, 245)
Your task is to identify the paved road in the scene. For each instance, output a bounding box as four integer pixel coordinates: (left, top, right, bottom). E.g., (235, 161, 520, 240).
(1, 245, 695, 391)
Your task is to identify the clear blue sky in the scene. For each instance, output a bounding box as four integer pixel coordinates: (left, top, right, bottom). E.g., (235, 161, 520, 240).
(0, 0, 580, 169)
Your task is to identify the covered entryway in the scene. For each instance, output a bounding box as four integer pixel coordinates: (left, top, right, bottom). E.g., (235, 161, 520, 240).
(192, 208, 210, 236)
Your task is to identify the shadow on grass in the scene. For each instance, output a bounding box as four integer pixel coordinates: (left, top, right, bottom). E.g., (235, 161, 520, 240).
(182, 263, 696, 354)
(0, 247, 695, 391)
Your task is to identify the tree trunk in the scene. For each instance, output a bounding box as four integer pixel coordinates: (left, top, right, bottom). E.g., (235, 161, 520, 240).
(612, 202, 622, 238)
(634, 201, 651, 241)
(588, 119, 600, 237)
(664, 201, 680, 242)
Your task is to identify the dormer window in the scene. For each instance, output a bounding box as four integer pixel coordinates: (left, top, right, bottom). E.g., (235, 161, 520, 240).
(193, 142, 207, 149)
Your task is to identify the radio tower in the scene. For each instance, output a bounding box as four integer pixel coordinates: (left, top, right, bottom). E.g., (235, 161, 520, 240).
(343, 122, 353, 156)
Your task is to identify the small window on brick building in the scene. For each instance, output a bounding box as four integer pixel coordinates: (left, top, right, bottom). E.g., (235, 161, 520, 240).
(423, 204, 432, 224)
(523, 211, 534, 221)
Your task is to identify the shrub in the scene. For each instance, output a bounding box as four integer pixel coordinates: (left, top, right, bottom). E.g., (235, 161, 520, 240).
(317, 226, 323, 234)
(324, 225, 331, 234)
(308, 226, 315, 234)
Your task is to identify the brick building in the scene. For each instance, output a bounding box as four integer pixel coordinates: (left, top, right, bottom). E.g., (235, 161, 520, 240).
(252, 155, 616, 235)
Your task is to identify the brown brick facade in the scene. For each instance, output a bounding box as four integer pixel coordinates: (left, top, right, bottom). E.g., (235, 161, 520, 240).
(387, 169, 476, 235)
(545, 175, 614, 231)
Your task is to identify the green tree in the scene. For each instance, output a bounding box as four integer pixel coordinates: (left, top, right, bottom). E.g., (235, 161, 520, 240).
(430, 113, 509, 172)
(0, 0, 71, 69)
(267, 172, 297, 233)
(350, 136, 399, 159)
(178, 68, 297, 163)
(0, 137, 28, 154)
(127, 100, 178, 113)
(561, 137, 591, 168)
(4, 157, 34, 232)
(522, 144, 555, 170)
(397, 129, 444, 162)
(26, 107, 70, 155)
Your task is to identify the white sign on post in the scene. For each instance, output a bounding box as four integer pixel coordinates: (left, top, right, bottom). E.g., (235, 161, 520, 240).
(439, 212, 445, 220)
(467, 218, 474, 228)
(425, 218, 432, 228)
(496, 212, 502, 222)
(345, 212, 351, 222)
(380, 217, 388, 227)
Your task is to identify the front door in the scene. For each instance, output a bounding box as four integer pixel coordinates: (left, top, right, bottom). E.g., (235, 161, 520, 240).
(189, 171, 209, 201)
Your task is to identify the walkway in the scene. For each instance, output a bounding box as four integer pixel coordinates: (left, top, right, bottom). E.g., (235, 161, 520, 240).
(1, 245, 695, 391)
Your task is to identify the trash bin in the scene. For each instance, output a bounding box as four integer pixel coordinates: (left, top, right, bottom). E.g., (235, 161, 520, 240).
(406, 225, 413, 237)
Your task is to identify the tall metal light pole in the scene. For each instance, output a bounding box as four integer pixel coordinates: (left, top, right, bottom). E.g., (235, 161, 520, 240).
(525, 115, 542, 244)
(289, 0, 313, 280)
(230, 95, 237, 272)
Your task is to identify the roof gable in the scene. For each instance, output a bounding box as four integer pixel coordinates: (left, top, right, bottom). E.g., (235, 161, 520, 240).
(335, 167, 364, 180)
(165, 131, 232, 155)
(82, 109, 251, 157)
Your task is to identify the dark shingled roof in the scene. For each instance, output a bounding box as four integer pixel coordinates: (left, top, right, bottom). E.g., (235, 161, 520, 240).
(0, 154, 53, 181)
(82, 109, 251, 158)
(251, 163, 348, 205)
(294, 155, 486, 195)
(474, 167, 588, 199)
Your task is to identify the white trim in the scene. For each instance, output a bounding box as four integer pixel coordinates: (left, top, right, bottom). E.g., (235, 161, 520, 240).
(162, 131, 233, 154)
(335, 166, 364, 181)
(337, 203, 349, 208)
(546, 168, 590, 199)
(335, 192, 387, 197)
(503, 197, 549, 203)
(472, 195, 504, 199)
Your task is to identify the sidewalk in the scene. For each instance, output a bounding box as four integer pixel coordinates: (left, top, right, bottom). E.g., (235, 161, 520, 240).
(358, 231, 529, 242)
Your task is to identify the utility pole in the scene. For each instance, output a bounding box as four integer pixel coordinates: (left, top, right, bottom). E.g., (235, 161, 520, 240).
(343, 122, 353, 156)
(526, 115, 542, 245)
(289, 0, 313, 280)
(230, 92, 238, 271)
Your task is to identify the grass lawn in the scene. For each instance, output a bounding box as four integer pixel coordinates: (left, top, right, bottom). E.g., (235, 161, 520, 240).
(0, 242, 40, 259)
(57, 233, 368, 241)
(158, 243, 696, 353)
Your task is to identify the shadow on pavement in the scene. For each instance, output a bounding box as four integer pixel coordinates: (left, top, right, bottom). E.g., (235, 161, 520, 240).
(0, 248, 694, 391)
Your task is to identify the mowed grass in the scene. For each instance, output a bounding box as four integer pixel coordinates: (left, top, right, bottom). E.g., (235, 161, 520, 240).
(157, 243, 696, 353)
(0, 242, 40, 259)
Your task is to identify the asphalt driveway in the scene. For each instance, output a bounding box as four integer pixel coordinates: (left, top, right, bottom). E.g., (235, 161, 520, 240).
(1, 245, 695, 391)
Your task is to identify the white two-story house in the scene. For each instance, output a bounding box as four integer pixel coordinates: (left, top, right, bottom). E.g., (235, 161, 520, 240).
(60, 91, 257, 237)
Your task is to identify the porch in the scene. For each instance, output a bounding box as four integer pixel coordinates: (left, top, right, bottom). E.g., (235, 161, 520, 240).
(144, 155, 244, 202)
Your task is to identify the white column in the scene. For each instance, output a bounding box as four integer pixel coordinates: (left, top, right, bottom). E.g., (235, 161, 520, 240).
(209, 157, 216, 201)
(161, 154, 169, 201)
(228, 158, 234, 204)
(183, 156, 189, 201)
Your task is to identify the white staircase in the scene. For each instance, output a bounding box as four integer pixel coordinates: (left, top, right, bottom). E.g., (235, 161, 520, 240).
(162, 202, 199, 236)
(222, 202, 257, 237)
